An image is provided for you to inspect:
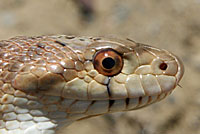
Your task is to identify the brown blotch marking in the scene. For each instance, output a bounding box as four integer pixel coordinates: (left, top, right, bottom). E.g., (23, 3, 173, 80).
(38, 73, 65, 96)
(12, 73, 38, 93)
(38, 73, 65, 90)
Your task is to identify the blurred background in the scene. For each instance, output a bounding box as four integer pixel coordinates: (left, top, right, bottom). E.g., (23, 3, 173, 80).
(0, 0, 199, 134)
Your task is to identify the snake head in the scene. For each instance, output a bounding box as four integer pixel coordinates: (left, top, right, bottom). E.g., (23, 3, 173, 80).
(9, 36, 184, 117)
(1, 35, 184, 133)
(79, 37, 184, 111)
(12, 36, 184, 112)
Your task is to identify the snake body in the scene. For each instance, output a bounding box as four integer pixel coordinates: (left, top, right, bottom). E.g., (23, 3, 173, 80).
(0, 35, 184, 134)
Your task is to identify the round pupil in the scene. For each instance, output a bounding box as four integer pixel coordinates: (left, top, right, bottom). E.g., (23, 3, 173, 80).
(102, 57, 115, 69)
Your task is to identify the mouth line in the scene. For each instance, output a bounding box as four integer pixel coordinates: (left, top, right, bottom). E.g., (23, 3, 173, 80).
(64, 90, 172, 121)
(66, 91, 171, 115)
(108, 92, 170, 111)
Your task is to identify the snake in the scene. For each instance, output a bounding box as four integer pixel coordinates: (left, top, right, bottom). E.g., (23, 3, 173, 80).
(0, 35, 184, 134)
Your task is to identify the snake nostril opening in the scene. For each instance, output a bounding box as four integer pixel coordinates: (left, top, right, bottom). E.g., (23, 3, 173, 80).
(159, 63, 168, 70)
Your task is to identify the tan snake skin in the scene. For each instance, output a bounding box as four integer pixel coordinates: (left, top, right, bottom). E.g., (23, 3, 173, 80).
(0, 35, 184, 134)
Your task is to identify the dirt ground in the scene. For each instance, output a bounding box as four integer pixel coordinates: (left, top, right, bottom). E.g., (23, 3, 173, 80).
(0, 0, 200, 134)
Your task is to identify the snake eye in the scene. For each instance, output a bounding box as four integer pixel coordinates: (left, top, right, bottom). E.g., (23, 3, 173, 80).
(93, 48, 123, 76)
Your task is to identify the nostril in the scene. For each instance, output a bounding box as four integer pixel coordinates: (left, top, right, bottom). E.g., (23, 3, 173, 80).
(159, 63, 168, 70)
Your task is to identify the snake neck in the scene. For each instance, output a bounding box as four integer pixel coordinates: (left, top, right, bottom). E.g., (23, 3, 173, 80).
(0, 92, 76, 134)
